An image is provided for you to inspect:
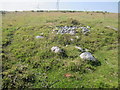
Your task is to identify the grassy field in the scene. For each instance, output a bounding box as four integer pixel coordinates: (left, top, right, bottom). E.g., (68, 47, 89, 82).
(2, 11, 118, 88)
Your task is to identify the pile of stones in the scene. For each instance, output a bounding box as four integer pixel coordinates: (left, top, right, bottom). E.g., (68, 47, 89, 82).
(53, 26, 91, 35)
(50, 25, 97, 61)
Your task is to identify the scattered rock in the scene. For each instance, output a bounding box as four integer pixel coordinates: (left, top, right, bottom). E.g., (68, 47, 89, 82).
(36, 36, 44, 39)
(54, 26, 77, 35)
(81, 27, 90, 34)
(53, 26, 91, 35)
(105, 26, 118, 31)
(65, 45, 69, 47)
(84, 48, 89, 52)
(75, 36, 79, 39)
(80, 52, 96, 61)
(69, 30, 76, 35)
(70, 38, 74, 41)
(51, 46, 62, 53)
(75, 46, 84, 52)
(87, 26, 90, 28)
(40, 33, 44, 35)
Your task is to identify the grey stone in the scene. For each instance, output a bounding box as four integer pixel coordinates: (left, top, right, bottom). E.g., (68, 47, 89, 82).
(105, 26, 118, 31)
(87, 26, 90, 28)
(69, 30, 76, 35)
(75, 36, 79, 39)
(80, 52, 96, 61)
(75, 46, 84, 52)
(70, 38, 74, 41)
(36, 36, 44, 39)
(54, 26, 91, 35)
(81, 27, 90, 34)
(51, 46, 62, 53)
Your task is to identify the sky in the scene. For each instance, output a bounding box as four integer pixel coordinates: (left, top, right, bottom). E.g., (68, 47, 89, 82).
(0, 0, 119, 13)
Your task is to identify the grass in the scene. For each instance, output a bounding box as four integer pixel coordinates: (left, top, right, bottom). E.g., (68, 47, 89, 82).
(2, 11, 118, 88)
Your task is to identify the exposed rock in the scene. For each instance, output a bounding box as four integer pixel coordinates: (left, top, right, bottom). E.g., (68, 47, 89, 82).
(75, 36, 79, 39)
(53, 26, 91, 35)
(51, 46, 62, 53)
(81, 27, 90, 34)
(87, 26, 90, 28)
(105, 26, 118, 31)
(54, 26, 77, 35)
(80, 52, 96, 61)
(66, 45, 68, 47)
(40, 33, 44, 35)
(84, 48, 89, 52)
(75, 46, 84, 52)
(36, 36, 44, 39)
(70, 38, 74, 41)
(69, 30, 76, 35)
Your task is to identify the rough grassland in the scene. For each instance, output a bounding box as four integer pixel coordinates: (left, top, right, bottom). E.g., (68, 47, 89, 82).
(2, 11, 118, 88)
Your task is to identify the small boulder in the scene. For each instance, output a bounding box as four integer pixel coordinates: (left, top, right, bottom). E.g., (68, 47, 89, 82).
(51, 46, 62, 53)
(80, 52, 96, 61)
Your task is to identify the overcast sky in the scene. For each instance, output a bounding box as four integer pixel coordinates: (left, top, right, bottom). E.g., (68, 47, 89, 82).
(0, 0, 119, 13)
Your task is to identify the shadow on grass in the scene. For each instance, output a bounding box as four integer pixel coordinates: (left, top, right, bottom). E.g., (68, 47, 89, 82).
(87, 60, 101, 67)
(58, 49, 68, 58)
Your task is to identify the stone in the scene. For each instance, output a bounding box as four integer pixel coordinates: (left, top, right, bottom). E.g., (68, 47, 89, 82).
(40, 33, 44, 35)
(87, 26, 90, 28)
(105, 26, 118, 31)
(55, 26, 77, 35)
(75, 36, 79, 39)
(66, 45, 68, 47)
(51, 46, 62, 53)
(80, 52, 96, 61)
(36, 36, 44, 39)
(54, 26, 91, 35)
(75, 46, 84, 52)
(69, 30, 76, 35)
(70, 38, 74, 41)
(81, 27, 90, 35)
(84, 49, 89, 52)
